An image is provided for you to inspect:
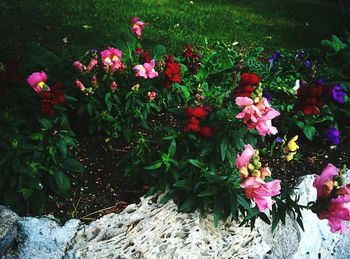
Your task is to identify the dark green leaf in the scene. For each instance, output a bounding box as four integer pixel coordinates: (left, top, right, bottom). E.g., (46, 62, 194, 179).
(303, 125, 316, 141)
(188, 159, 202, 168)
(62, 159, 85, 172)
(144, 161, 163, 170)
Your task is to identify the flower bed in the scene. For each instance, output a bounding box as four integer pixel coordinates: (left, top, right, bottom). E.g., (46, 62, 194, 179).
(1, 17, 350, 233)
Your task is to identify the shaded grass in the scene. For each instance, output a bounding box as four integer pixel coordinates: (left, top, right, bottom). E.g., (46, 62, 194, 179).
(1, 0, 349, 58)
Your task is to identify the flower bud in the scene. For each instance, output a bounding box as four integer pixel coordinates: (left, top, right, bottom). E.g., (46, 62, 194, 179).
(110, 81, 117, 93)
(248, 163, 255, 172)
(252, 170, 261, 178)
(239, 167, 249, 178)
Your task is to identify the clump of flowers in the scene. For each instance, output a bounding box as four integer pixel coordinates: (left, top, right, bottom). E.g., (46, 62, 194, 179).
(183, 105, 213, 139)
(183, 44, 201, 74)
(165, 55, 181, 88)
(235, 96, 280, 136)
(311, 164, 350, 233)
(27, 71, 65, 116)
(131, 16, 145, 39)
(326, 126, 340, 145)
(236, 144, 281, 212)
(133, 59, 159, 79)
(296, 82, 327, 115)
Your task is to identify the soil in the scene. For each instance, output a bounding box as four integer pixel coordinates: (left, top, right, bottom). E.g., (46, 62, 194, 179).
(44, 131, 350, 222)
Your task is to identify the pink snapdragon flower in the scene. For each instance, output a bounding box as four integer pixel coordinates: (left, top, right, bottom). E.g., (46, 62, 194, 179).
(313, 164, 350, 233)
(133, 59, 158, 79)
(110, 81, 117, 93)
(148, 91, 156, 101)
(75, 79, 85, 92)
(73, 61, 84, 73)
(27, 71, 49, 93)
(131, 16, 145, 38)
(91, 75, 97, 88)
(235, 97, 280, 136)
(241, 177, 281, 212)
(236, 144, 255, 169)
(86, 59, 98, 73)
(101, 47, 123, 74)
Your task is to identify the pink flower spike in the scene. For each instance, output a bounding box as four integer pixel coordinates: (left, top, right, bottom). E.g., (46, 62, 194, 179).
(131, 16, 145, 38)
(236, 144, 255, 169)
(241, 177, 281, 212)
(75, 79, 85, 92)
(86, 59, 98, 73)
(101, 47, 123, 74)
(27, 71, 48, 93)
(73, 61, 84, 73)
(133, 59, 158, 79)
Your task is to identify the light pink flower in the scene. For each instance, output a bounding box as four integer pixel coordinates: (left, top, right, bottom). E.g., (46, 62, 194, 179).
(241, 177, 281, 212)
(110, 81, 117, 93)
(236, 144, 255, 169)
(101, 47, 123, 73)
(131, 16, 145, 38)
(75, 79, 85, 92)
(235, 97, 280, 136)
(133, 59, 158, 79)
(148, 91, 156, 101)
(73, 61, 84, 73)
(86, 59, 98, 73)
(27, 71, 48, 93)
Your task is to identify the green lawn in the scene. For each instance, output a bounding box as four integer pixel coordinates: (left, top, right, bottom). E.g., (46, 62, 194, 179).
(1, 0, 349, 58)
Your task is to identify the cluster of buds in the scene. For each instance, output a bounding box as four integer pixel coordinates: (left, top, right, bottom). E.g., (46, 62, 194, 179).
(131, 83, 140, 91)
(194, 84, 205, 105)
(239, 149, 271, 180)
(251, 82, 263, 103)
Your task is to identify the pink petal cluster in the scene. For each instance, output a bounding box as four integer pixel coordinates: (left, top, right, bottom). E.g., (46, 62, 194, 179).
(86, 59, 98, 73)
(236, 144, 255, 169)
(148, 91, 156, 101)
(133, 59, 158, 79)
(235, 97, 280, 136)
(101, 47, 124, 74)
(241, 177, 281, 212)
(27, 71, 48, 93)
(313, 164, 350, 233)
(110, 81, 117, 93)
(75, 79, 85, 92)
(131, 16, 145, 38)
(73, 61, 84, 73)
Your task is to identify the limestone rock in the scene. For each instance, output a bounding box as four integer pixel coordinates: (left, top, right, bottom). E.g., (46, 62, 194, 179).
(0, 205, 18, 257)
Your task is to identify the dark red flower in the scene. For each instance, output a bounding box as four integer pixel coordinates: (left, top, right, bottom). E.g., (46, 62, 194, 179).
(165, 55, 181, 88)
(135, 48, 143, 55)
(184, 117, 201, 133)
(183, 44, 201, 74)
(234, 73, 260, 98)
(40, 100, 55, 117)
(200, 127, 213, 139)
(186, 106, 207, 119)
(50, 81, 65, 105)
(296, 84, 329, 115)
(142, 50, 152, 63)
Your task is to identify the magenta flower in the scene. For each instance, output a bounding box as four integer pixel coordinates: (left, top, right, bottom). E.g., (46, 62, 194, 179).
(241, 177, 281, 212)
(313, 164, 350, 233)
(73, 61, 84, 73)
(133, 59, 158, 79)
(236, 144, 255, 169)
(235, 97, 280, 136)
(131, 16, 145, 38)
(101, 47, 123, 74)
(27, 71, 48, 93)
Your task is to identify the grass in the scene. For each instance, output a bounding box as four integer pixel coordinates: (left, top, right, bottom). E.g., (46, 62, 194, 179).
(1, 0, 350, 58)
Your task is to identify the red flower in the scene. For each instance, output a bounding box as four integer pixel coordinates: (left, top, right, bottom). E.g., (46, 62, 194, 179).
(296, 84, 328, 115)
(165, 55, 181, 88)
(40, 99, 55, 116)
(234, 73, 260, 98)
(142, 50, 152, 63)
(50, 82, 65, 105)
(186, 106, 207, 119)
(184, 117, 200, 133)
(200, 127, 213, 139)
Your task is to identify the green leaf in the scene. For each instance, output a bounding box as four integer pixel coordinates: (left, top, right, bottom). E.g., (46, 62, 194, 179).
(178, 197, 195, 212)
(150, 103, 161, 112)
(57, 140, 67, 159)
(105, 92, 112, 112)
(188, 159, 202, 168)
(62, 159, 85, 172)
(38, 117, 52, 129)
(303, 125, 316, 141)
(29, 133, 43, 141)
(168, 140, 176, 157)
(237, 194, 252, 212)
(321, 35, 347, 53)
(220, 140, 228, 161)
(294, 120, 304, 129)
(179, 85, 190, 100)
(197, 188, 217, 197)
(152, 44, 167, 60)
(53, 170, 71, 197)
(144, 161, 163, 170)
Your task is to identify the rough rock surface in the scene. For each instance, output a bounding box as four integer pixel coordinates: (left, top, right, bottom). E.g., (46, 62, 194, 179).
(3, 173, 350, 259)
(4, 216, 80, 259)
(0, 205, 18, 257)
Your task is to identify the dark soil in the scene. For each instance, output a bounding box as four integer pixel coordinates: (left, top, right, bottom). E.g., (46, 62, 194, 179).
(45, 131, 350, 221)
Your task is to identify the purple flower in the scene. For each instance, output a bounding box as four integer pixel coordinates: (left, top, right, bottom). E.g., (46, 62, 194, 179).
(263, 88, 272, 102)
(268, 51, 281, 63)
(304, 60, 312, 68)
(331, 85, 347, 104)
(318, 79, 325, 86)
(326, 126, 340, 145)
(276, 136, 283, 143)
